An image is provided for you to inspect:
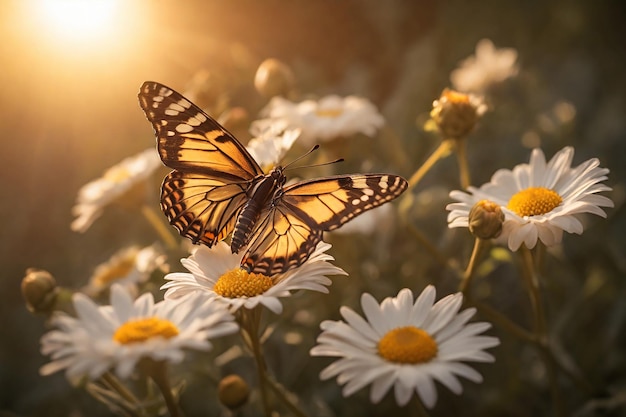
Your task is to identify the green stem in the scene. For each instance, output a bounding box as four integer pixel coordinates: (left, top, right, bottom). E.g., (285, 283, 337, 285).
(519, 248, 543, 336)
(380, 125, 410, 173)
(540, 340, 595, 396)
(411, 395, 431, 417)
(240, 308, 272, 417)
(405, 222, 460, 274)
(454, 137, 471, 189)
(459, 238, 488, 293)
(101, 372, 141, 409)
(406, 140, 454, 194)
(467, 298, 536, 342)
(263, 374, 309, 417)
(141, 204, 178, 250)
(520, 246, 564, 417)
(143, 360, 181, 417)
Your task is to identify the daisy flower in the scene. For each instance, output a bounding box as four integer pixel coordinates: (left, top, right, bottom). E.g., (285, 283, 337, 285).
(310, 286, 499, 408)
(40, 284, 238, 381)
(162, 241, 347, 314)
(450, 39, 519, 94)
(245, 119, 301, 171)
(71, 148, 162, 232)
(83, 244, 168, 297)
(251, 95, 385, 146)
(447, 146, 613, 251)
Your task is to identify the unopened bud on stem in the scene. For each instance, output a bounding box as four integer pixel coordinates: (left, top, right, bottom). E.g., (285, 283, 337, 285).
(468, 200, 504, 239)
(218, 374, 250, 410)
(430, 88, 486, 140)
(21, 268, 59, 315)
(254, 58, 295, 98)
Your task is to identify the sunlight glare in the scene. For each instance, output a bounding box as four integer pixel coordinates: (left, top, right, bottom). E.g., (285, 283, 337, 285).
(39, 0, 120, 42)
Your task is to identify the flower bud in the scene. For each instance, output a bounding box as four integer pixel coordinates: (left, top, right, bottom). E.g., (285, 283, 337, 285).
(218, 374, 250, 410)
(21, 268, 59, 315)
(468, 200, 504, 239)
(254, 58, 295, 98)
(430, 88, 486, 139)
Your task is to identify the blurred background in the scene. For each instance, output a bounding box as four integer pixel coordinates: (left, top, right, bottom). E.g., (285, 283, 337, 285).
(1, 0, 625, 416)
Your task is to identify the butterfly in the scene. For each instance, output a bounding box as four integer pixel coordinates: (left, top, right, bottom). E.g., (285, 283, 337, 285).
(138, 81, 408, 276)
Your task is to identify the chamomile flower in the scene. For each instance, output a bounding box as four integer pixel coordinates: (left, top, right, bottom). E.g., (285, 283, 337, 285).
(246, 119, 301, 171)
(447, 146, 613, 251)
(40, 284, 238, 381)
(162, 241, 347, 314)
(450, 39, 519, 94)
(71, 148, 162, 232)
(251, 95, 384, 146)
(83, 244, 168, 297)
(310, 286, 499, 408)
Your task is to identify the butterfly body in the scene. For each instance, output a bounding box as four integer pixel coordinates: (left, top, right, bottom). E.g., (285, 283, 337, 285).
(232, 167, 286, 254)
(139, 81, 408, 275)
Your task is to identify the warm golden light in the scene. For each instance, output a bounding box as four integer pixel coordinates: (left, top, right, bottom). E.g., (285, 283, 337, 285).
(38, 0, 120, 42)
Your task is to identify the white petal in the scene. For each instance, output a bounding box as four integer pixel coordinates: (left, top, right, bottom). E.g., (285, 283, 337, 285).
(361, 293, 388, 335)
(414, 373, 438, 409)
(370, 371, 397, 403)
(73, 294, 114, 335)
(340, 307, 379, 342)
(410, 285, 436, 327)
(259, 297, 283, 314)
(110, 284, 136, 322)
(393, 375, 415, 407)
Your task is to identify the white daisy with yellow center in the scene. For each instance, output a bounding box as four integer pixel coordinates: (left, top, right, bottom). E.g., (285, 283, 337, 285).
(39, 284, 238, 381)
(83, 244, 167, 297)
(310, 286, 499, 408)
(245, 119, 301, 171)
(71, 148, 162, 232)
(251, 94, 385, 146)
(162, 241, 347, 314)
(447, 147, 613, 251)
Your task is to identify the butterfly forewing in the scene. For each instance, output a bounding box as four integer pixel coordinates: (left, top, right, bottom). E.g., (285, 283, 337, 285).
(280, 174, 408, 231)
(138, 81, 263, 180)
(139, 81, 264, 246)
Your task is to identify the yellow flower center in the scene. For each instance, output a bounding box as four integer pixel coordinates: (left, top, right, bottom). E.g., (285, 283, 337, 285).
(507, 187, 563, 217)
(93, 254, 136, 286)
(315, 108, 343, 118)
(377, 326, 438, 364)
(113, 317, 179, 344)
(442, 89, 470, 104)
(104, 165, 132, 183)
(213, 268, 273, 298)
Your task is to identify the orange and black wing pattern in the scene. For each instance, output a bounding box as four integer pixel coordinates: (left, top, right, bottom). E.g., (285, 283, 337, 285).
(241, 174, 407, 274)
(138, 81, 263, 246)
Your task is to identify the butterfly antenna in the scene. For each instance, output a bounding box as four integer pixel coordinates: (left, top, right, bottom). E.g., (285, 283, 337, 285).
(282, 145, 319, 170)
(283, 145, 344, 172)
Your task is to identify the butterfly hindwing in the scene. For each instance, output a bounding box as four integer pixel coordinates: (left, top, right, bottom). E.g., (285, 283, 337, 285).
(241, 174, 408, 274)
(138, 81, 263, 181)
(241, 206, 324, 275)
(161, 171, 251, 247)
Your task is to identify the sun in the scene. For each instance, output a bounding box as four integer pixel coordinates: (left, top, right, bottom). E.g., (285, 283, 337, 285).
(38, 0, 120, 42)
